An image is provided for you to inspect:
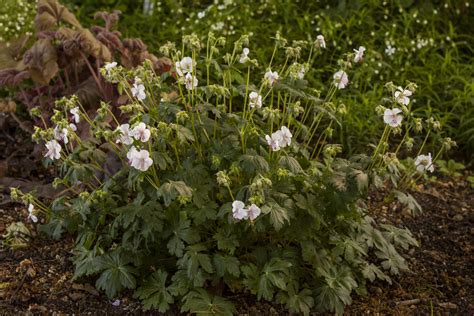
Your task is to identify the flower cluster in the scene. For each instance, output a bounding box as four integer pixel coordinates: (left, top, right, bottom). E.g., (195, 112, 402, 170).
(265, 126, 292, 151)
(131, 77, 147, 101)
(333, 70, 349, 89)
(248, 91, 262, 109)
(232, 200, 261, 221)
(415, 153, 434, 173)
(176, 56, 198, 90)
(116, 122, 154, 171)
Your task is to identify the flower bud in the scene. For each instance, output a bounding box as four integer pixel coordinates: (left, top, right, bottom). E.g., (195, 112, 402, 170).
(216, 171, 231, 187)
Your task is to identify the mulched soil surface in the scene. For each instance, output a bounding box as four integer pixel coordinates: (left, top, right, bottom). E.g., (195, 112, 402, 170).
(0, 118, 473, 315)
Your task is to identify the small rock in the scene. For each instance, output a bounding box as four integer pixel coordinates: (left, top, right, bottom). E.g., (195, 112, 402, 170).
(68, 292, 85, 301)
(439, 302, 458, 309)
(452, 214, 463, 221)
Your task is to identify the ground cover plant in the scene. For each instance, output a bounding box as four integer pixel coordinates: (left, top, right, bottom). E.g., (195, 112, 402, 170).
(9, 28, 458, 314)
(63, 0, 474, 160)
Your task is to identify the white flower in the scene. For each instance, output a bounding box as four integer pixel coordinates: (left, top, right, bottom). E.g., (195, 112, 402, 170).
(130, 149, 153, 171)
(28, 203, 38, 223)
(232, 200, 248, 220)
(239, 47, 250, 64)
(184, 73, 198, 90)
(280, 126, 292, 147)
(131, 77, 146, 101)
(333, 70, 349, 89)
(265, 131, 283, 151)
(132, 122, 151, 142)
(116, 123, 134, 145)
(315, 34, 326, 48)
(296, 66, 305, 79)
(176, 56, 194, 77)
(353, 46, 366, 63)
(127, 146, 138, 163)
(54, 126, 69, 144)
(45, 140, 61, 160)
(104, 61, 117, 75)
(69, 123, 77, 132)
(247, 204, 261, 221)
(197, 11, 206, 19)
(394, 87, 412, 105)
(415, 153, 434, 173)
(385, 45, 396, 56)
(70, 107, 80, 123)
(264, 69, 279, 86)
(249, 91, 262, 109)
(383, 108, 403, 127)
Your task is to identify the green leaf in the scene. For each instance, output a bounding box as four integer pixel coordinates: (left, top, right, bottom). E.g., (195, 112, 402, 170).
(279, 156, 303, 173)
(239, 154, 270, 173)
(95, 252, 137, 298)
(213, 254, 240, 278)
(166, 219, 200, 257)
(134, 270, 174, 312)
(213, 228, 239, 255)
(261, 201, 290, 231)
(157, 180, 193, 206)
(181, 288, 235, 316)
(177, 244, 214, 287)
(242, 258, 292, 300)
(72, 246, 102, 279)
(393, 190, 422, 215)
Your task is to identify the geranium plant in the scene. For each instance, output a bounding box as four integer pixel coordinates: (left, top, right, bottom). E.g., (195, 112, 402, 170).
(11, 31, 453, 314)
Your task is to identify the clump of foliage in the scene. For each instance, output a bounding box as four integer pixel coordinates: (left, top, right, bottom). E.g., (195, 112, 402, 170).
(0, 0, 171, 123)
(11, 31, 456, 314)
(0, 0, 36, 44)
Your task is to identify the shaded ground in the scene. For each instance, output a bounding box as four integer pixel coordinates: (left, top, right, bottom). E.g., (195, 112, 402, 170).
(0, 117, 473, 315)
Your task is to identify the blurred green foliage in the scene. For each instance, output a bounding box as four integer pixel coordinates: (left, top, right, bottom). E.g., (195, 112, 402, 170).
(24, 0, 474, 161)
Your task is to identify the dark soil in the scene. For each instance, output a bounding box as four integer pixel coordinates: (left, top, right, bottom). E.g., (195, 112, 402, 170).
(0, 116, 473, 315)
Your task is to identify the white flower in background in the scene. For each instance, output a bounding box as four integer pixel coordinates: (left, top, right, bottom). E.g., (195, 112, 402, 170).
(45, 140, 61, 160)
(265, 130, 283, 151)
(239, 47, 250, 63)
(264, 69, 279, 85)
(394, 86, 412, 105)
(70, 107, 80, 123)
(232, 200, 248, 220)
(385, 45, 396, 56)
(353, 46, 366, 63)
(280, 126, 292, 147)
(28, 203, 38, 223)
(132, 122, 151, 142)
(127, 146, 138, 163)
(333, 70, 349, 89)
(383, 108, 403, 127)
(130, 149, 153, 171)
(184, 73, 198, 90)
(54, 126, 69, 144)
(415, 153, 434, 173)
(69, 123, 77, 131)
(197, 11, 206, 19)
(176, 56, 194, 77)
(131, 77, 146, 101)
(116, 124, 134, 145)
(247, 204, 261, 221)
(104, 61, 117, 75)
(249, 91, 262, 109)
(315, 34, 326, 48)
(296, 66, 306, 79)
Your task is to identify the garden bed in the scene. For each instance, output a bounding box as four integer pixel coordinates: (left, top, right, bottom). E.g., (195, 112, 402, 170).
(1, 175, 472, 314)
